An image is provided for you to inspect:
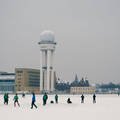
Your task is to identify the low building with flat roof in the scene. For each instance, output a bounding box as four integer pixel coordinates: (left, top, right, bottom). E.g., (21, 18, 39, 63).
(0, 73, 15, 92)
(70, 87, 95, 94)
(0, 71, 7, 75)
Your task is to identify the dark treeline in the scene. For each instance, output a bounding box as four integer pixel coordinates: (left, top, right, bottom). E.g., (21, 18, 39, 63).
(97, 82, 120, 89)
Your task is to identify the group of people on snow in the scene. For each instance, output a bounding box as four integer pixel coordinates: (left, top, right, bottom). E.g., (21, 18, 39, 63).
(4, 93, 20, 106)
(3, 93, 96, 109)
(3, 92, 58, 109)
(31, 93, 59, 108)
(79, 94, 96, 103)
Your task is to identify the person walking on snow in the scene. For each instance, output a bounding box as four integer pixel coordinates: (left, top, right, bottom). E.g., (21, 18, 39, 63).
(93, 94, 96, 103)
(4, 93, 7, 105)
(13, 94, 20, 107)
(43, 93, 48, 105)
(55, 94, 58, 103)
(6, 93, 9, 105)
(31, 93, 37, 109)
(81, 94, 84, 103)
(4, 93, 9, 105)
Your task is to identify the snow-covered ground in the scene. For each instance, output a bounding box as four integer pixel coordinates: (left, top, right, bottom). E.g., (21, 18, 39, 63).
(0, 94, 120, 120)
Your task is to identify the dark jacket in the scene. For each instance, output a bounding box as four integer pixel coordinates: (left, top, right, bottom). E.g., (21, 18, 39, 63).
(43, 94, 48, 100)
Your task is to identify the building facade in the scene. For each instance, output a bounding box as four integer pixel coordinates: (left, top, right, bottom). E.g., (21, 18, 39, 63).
(55, 81, 70, 93)
(0, 71, 7, 75)
(15, 68, 56, 92)
(70, 87, 95, 94)
(0, 73, 15, 92)
(15, 68, 40, 92)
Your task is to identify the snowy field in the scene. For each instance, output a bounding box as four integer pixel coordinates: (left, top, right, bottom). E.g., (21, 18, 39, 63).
(0, 94, 120, 120)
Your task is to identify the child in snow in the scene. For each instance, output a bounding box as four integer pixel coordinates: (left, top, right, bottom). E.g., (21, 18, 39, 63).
(13, 94, 20, 107)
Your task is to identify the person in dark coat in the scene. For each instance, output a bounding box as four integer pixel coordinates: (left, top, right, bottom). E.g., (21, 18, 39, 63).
(22, 93, 25, 97)
(67, 98, 72, 104)
(31, 93, 37, 109)
(4, 93, 9, 105)
(4, 93, 7, 105)
(81, 94, 84, 103)
(43, 93, 48, 106)
(55, 94, 58, 103)
(6, 93, 9, 105)
(93, 94, 96, 103)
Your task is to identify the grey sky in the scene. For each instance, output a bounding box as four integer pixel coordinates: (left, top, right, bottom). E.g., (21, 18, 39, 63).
(0, 0, 120, 84)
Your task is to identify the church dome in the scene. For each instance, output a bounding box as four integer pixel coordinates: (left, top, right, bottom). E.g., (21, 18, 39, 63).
(40, 30, 55, 42)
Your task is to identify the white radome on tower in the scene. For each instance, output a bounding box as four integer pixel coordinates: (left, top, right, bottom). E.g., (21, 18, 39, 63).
(38, 30, 57, 93)
(40, 30, 55, 42)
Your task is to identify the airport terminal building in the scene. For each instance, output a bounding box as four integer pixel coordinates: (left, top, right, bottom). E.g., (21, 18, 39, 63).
(0, 72, 15, 92)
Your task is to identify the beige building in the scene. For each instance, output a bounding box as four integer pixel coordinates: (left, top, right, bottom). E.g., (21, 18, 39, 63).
(71, 87, 95, 94)
(15, 68, 40, 92)
(109, 90, 119, 94)
(15, 68, 56, 92)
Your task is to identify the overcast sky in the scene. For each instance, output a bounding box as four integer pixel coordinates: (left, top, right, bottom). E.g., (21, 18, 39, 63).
(0, 0, 120, 84)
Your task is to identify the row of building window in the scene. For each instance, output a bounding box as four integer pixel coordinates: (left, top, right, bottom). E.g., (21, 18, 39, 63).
(17, 71, 23, 73)
(18, 74, 21, 76)
(71, 88, 90, 90)
(17, 71, 40, 74)
(29, 75, 40, 77)
(29, 78, 40, 80)
(72, 92, 91, 94)
(27, 71, 40, 74)
(18, 81, 21, 83)
(0, 80, 14, 82)
(0, 85, 14, 91)
(29, 84, 39, 87)
(29, 81, 39, 84)
(18, 78, 41, 80)
(15, 85, 21, 86)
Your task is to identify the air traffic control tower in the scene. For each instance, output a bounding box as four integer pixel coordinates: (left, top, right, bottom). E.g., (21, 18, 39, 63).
(38, 30, 57, 93)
